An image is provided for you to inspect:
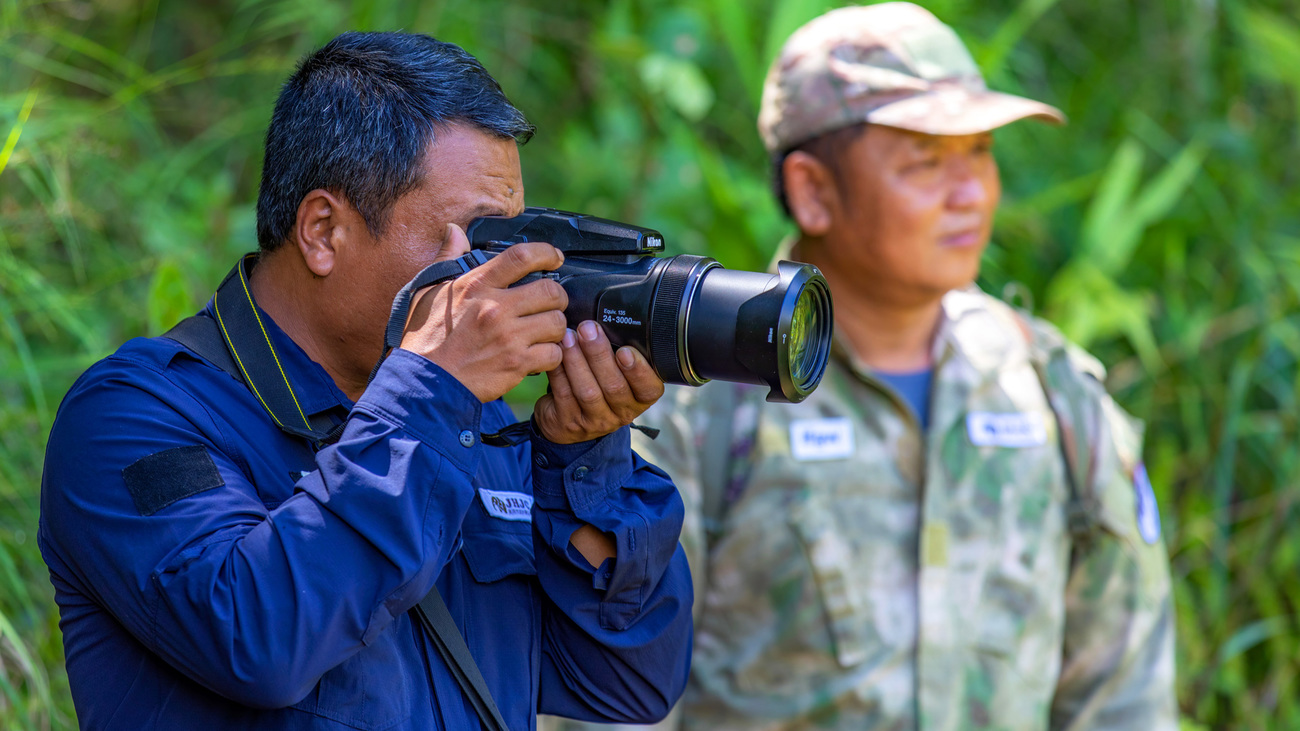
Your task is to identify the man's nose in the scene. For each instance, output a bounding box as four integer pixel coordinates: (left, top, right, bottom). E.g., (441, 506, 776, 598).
(946, 165, 991, 210)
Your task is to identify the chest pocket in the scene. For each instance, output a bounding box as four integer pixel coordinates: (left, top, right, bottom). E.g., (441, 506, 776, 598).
(291, 615, 417, 730)
(460, 488, 537, 582)
(776, 455, 920, 673)
(788, 494, 877, 670)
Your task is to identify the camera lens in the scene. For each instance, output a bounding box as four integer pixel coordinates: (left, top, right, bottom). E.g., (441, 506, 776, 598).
(673, 259, 833, 403)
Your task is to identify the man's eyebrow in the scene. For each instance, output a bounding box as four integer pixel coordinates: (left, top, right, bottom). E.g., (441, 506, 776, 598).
(911, 135, 941, 151)
(465, 203, 509, 220)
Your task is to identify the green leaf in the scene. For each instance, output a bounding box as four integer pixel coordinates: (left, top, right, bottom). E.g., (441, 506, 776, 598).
(638, 53, 715, 122)
(1078, 136, 1204, 277)
(1237, 7, 1300, 88)
(761, 0, 832, 70)
(1128, 139, 1207, 239)
(1216, 616, 1290, 666)
(707, 0, 764, 102)
(147, 259, 193, 335)
(976, 0, 1065, 81)
(1044, 260, 1160, 370)
(1079, 138, 1143, 272)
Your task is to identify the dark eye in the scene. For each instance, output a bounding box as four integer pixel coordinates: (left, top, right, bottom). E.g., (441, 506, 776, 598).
(905, 156, 941, 173)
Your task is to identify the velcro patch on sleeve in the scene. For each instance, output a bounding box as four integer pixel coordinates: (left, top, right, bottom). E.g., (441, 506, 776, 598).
(122, 445, 225, 516)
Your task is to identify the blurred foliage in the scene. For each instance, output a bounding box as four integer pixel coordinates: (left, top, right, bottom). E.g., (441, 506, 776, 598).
(2, 0, 1299, 728)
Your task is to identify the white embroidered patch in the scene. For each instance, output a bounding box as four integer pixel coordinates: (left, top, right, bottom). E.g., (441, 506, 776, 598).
(478, 488, 533, 522)
(790, 418, 854, 461)
(1133, 463, 1161, 545)
(966, 412, 1047, 448)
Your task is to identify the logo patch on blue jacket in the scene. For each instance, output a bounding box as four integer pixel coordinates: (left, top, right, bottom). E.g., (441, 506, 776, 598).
(479, 488, 533, 522)
(1133, 463, 1161, 545)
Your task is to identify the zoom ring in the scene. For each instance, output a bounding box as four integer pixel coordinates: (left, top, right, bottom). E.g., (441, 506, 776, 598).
(648, 256, 704, 384)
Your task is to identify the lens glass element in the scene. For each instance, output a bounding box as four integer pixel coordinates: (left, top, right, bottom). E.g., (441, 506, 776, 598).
(788, 286, 821, 388)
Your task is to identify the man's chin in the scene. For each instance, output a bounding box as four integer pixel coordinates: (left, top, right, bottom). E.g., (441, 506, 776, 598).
(927, 265, 981, 296)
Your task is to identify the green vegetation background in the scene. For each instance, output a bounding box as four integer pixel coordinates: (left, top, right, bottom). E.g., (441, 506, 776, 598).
(1, 0, 1297, 727)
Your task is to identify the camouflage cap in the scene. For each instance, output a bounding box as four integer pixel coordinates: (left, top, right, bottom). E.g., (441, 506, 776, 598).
(758, 2, 1066, 154)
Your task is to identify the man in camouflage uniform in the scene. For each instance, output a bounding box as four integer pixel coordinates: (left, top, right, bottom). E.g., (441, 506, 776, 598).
(544, 3, 1177, 730)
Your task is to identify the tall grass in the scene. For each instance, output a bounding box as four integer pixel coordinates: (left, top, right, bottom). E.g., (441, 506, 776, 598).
(2, 0, 1298, 728)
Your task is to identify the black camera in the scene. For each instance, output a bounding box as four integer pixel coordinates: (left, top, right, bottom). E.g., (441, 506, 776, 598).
(466, 207, 833, 403)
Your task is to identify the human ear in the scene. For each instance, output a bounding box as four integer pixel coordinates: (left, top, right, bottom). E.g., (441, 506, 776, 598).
(293, 189, 355, 278)
(783, 152, 836, 237)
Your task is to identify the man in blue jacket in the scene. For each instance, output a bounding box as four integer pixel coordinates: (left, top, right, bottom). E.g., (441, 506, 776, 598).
(39, 31, 693, 730)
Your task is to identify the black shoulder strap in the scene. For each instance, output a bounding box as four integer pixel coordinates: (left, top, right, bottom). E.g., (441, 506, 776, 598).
(166, 253, 513, 729)
(164, 314, 242, 385)
(414, 589, 511, 731)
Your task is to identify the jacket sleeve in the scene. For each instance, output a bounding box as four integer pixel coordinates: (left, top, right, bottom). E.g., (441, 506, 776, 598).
(529, 415, 695, 724)
(536, 384, 728, 731)
(40, 349, 486, 709)
(1048, 377, 1179, 730)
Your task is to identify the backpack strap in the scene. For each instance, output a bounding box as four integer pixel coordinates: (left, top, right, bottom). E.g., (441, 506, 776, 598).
(698, 382, 739, 542)
(696, 382, 764, 548)
(163, 314, 242, 385)
(1011, 312, 1104, 553)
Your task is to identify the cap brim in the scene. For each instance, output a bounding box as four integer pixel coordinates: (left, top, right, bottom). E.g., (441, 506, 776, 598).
(865, 88, 1066, 135)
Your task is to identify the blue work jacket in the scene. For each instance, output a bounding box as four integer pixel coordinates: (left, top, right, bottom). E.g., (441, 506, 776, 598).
(39, 297, 693, 730)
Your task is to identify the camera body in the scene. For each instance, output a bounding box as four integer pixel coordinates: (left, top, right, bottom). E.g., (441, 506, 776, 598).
(467, 207, 832, 403)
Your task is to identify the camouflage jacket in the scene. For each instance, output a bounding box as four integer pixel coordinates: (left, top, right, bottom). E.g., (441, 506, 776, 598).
(542, 288, 1176, 730)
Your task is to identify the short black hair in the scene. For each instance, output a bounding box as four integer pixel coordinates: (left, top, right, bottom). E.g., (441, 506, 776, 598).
(772, 122, 868, 219)
(256, 31, 535, 251)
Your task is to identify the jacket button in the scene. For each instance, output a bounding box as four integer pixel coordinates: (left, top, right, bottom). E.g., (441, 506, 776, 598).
(534, 453, 549, 468)
(573, 466, 590, 481)
(458, 430, 475, 447)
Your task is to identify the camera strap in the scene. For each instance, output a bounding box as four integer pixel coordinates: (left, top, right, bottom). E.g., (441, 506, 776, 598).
(164, 253, 513, 730)
(368, 250, 493, 385)
(167, 253, 344, 448)
(367, 250, 537, 449)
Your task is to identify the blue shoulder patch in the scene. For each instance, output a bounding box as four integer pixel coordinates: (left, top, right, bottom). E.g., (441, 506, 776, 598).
(1133, 462, 1161, 545)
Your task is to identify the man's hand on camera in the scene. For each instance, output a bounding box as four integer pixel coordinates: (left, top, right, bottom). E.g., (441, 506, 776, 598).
(533, 320, 665, 444)
(400, 223, 568, 403)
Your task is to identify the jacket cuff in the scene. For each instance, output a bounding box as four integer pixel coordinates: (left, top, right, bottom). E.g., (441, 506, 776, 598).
(531, 425, 633, 515)
(351, 348, 484, 475)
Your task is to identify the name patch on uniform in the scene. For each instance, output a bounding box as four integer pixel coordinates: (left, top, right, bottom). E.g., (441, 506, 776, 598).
(966, 412, 1047, 448)
(478, 488, 533, 522)
(1133, 463, 1161, 545)
(789, 418, 854, 461)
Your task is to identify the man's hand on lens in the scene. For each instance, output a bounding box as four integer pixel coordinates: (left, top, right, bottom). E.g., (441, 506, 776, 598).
(534, 320, 665, 444)
(400, 223, 569, 403)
